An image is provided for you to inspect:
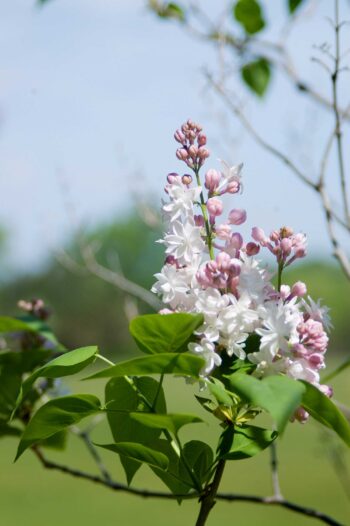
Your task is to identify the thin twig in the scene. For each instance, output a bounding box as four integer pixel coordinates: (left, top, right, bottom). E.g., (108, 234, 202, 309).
(270, 442, 283, 500)
(80, 242, 162, 311)
(207, 73, 317, 190)
(32, 448, 344, 526)
(332, 0, 350, 224)
(70, 426, 112, 483)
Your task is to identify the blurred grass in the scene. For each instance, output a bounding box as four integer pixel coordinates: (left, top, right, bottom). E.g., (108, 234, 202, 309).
(1, 368, 349, 526)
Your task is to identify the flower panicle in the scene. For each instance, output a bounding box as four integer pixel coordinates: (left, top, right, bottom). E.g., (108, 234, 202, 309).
(151, 120, 331, 423)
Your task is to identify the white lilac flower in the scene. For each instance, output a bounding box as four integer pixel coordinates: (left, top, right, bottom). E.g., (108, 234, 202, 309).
(237, 254, 269, 303)
(249, 348, 290, 378)
(217, 293, 259, 335)
(217, 160, 243, 194)
(188, 338, 222, 376)
(162, 179, 202, 222)
(219, 331, 249, 359)
(161, 219, 205, 265)
(152, 264, 190, 308)
(255, 300, 301, 359)
(287, 358, 320, 384)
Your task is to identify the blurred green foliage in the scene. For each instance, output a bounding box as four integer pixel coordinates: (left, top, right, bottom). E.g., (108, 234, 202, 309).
(0, 214, 163, 358)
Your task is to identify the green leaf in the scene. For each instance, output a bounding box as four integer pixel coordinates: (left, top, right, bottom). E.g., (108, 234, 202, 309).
(15, 394, 101, 460)
(96, 442, 169, 471)
(208, 379, 233, 406)
(301, 381, 350, 447)
(179, 440, 213, 486)
(85, 352, 205, 380)
(195, 395, 216, 415)
(288, 0, 304, 14)
(0, 316, 36, 333)
(0, 368, 22, 419)
(40, 430, 67, 451)
(105, 376, 166, 484)
(149, 438, 191, 496)
(149, 1, 186, 22)
(227, 373, 305, 432)
(129, 412, 203, 436)
(241, 58, 271, 97)
(18, 346, 98, 406)
(233, 0, 265, 34)
(219, 424, 277, 460)
(0, 349, 52, 373)
(129, 313, 203, 354)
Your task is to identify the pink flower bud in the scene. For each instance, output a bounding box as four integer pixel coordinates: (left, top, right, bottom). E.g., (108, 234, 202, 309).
(225, 180, 240, 194)
(197, 147, 210, 159)
(228, 208, 247, 225)
(245, 242, 260, 256)
(174, 130, 186, 144)
(215, 223, 231, 240)
(176, 148, 188, 160)
(291, 281, 307, 297)
(194, 214, 205, 227)
(182, 174, 192, 185)
(294, 407, 309, 424)
(251, 227, 267, 244)
(207, 197, 223, 217)
(216, 251, 231, 272)
(228, 259, 241, 277)
(205, 169, 221, 192)
(280, 238, 292, 256)
(270, 230, 280, 242)
(197, 133, 207, 146)
(167, 172, 179, 184)
(308, 353, 324, 369)
(229, 232, 243, 249)
(280, 284, 291, 300)
(165, 255, 179, 268)
(188, 145, 198, 158)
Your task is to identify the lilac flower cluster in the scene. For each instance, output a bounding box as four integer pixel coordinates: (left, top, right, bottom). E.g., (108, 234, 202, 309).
(152, 120, 332, 422)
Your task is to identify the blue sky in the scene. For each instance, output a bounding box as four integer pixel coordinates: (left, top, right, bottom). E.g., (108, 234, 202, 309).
(0, 0, 349, 275)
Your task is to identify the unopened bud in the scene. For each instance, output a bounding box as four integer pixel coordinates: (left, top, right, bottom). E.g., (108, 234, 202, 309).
(245, 242, 260, 256)
(228, 208, 247, 225)
(197, 133, 207, 146)
(251, 227, 267, 244)
(205, 169, 221, 193)
(188, 145, 198, 158)
(207, 197, 223, 217)
(176, 148, 188, 160)
(197, 147, 210, 159)
(174, 130, 186, 144)
(167, 172, 179, 184)
(194, 215, 205, 227)
(291, 281, 307, 297)
(182, 174, 192, 185)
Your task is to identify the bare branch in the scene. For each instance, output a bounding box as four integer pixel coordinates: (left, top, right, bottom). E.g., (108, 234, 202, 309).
(32, 448, 344, 526)
(206, 73, 317, 190)
(79, 242, 162, 311)
(332, 0, 350, 224)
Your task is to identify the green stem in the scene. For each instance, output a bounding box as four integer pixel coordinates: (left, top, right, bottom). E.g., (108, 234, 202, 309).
(194, 167, 215, 260)
(175, 432, 202, 493)
(277, 262, 284, 292)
